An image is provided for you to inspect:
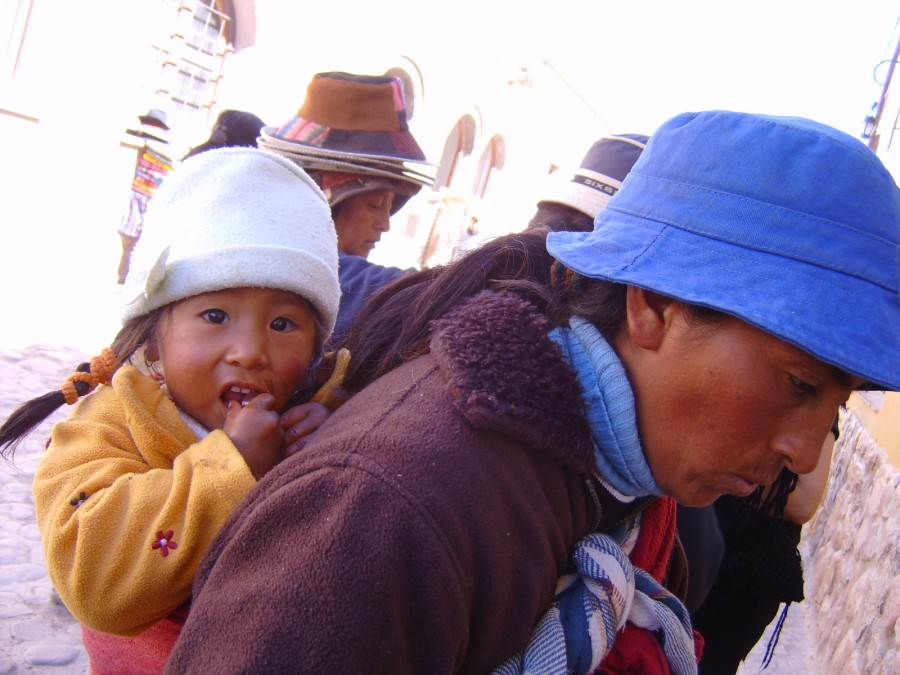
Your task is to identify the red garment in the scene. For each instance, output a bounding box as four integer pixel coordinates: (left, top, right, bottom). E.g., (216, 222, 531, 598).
(631, 496, 677, 583)
(596, 623, 670, 674)
(81, 604, 188, 674)
(594, 498, 675, 675)
(595, 497, 703, 673)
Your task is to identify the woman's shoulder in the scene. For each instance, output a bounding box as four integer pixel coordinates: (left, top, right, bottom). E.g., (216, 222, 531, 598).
(429, 290, 556, 376)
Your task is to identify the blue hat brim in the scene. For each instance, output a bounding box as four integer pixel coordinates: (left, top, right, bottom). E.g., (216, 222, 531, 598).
(547, 213, 900, 392)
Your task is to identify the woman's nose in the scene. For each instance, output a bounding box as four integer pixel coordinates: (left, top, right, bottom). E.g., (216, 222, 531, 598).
(772, 425, 828, 476)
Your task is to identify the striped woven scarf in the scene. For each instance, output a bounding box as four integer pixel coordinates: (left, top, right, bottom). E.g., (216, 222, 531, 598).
(493, 517, 696, 675)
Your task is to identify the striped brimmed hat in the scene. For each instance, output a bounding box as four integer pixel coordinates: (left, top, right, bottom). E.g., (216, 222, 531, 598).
(539, 134, 648, 219)
(258, 71, 434, 209)
(274, 71, 424, 160)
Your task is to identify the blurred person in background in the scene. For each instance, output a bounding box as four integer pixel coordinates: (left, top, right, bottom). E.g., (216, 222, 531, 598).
(116, 109, 174, 284)
(182, 109, 265, 159)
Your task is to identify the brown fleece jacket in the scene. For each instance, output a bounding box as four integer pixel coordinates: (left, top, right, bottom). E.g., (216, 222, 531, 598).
(166, 291, 603, 674)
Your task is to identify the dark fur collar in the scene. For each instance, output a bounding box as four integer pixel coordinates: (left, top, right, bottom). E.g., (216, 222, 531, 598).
(430, 290, 594, 473)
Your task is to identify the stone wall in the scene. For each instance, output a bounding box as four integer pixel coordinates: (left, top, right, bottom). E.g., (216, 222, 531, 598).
(802, 411, 900, 674)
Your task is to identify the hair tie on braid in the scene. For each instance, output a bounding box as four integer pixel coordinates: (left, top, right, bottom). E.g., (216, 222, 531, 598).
(60, 367, 92, 405)
(60, 380, 80, 406)
(59, 348, 119, 405)
(90, 347, 117, 386)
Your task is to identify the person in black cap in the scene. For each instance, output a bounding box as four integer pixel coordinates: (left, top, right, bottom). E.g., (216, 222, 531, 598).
(183, 109, 266, 159)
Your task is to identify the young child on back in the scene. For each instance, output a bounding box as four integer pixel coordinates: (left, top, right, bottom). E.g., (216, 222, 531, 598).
(0, 147, 341, 672)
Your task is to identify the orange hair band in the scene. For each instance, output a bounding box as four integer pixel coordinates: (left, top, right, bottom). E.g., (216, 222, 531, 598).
(59, 348, 119, 405)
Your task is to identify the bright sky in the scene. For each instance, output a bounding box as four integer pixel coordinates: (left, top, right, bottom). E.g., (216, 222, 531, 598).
(250, 0, 900, 139)
(442, 0, 900, 137)
(542, 0, 900, 137)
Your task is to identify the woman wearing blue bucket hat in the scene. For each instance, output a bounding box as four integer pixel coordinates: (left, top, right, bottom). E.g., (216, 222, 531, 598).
(167, 111, 899, 674)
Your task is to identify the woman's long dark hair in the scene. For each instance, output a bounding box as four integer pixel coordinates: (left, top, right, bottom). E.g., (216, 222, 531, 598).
(337, 229, 558, 393)
(0, 310, 163, 460)
(337, 227, 641, 395)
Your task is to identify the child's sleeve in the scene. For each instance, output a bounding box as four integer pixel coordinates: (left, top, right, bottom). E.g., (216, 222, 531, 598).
(32, 372, 256, 636)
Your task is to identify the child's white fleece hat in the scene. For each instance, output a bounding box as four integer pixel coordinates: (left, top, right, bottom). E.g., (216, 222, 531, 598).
(122, 147, 340, 337)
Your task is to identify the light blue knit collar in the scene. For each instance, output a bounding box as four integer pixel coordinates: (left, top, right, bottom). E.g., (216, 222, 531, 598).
(548, 317, 662, 498)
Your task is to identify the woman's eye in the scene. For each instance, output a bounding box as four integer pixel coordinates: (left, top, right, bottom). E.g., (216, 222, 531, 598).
(201, 309, 228, 325)
(789, 375, 817, 399)
(271, 316, 297, 332)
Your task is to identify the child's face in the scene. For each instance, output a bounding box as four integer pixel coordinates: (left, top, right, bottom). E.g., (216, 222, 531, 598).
(153, 288, 318, 431)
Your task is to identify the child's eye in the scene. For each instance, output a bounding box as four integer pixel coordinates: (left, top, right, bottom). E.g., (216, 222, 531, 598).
(271, 316, 297, 332)
(201, 309, 228, 325)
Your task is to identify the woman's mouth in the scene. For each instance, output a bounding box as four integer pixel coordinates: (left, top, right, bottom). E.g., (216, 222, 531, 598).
(730, 475, 759, 498)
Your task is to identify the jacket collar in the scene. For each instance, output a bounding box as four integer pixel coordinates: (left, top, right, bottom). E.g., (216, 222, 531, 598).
(429, 290, 594, 473)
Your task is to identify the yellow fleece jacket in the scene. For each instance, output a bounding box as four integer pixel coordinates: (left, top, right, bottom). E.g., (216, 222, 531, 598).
(32, 365, 257, 636)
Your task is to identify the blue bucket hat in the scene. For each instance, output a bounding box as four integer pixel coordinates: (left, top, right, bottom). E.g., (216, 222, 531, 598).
(546, 110, 900, 391)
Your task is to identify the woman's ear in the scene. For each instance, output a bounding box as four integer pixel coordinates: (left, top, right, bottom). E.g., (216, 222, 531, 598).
(624, 287, 679, 351)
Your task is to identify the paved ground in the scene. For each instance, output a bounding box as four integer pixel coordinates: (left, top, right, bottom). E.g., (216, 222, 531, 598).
(0, 341, 816, 673)
(0, 345, 90, 673)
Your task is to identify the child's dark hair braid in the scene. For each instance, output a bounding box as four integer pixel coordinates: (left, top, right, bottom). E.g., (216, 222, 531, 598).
(0, 309, 163, 461)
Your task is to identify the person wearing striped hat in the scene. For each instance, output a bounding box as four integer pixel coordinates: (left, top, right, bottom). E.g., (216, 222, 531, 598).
(258, 71, 436, 347)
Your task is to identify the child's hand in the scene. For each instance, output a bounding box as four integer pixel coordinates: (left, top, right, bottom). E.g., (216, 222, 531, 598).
(224, 394, 284, 480)
(281, 402, 331, 458)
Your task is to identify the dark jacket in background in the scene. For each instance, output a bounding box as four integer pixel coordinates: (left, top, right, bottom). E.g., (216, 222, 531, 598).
(330, 251, 410, 346)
